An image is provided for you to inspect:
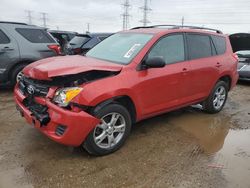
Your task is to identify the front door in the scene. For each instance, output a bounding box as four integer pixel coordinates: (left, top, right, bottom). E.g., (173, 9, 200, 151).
(135, 33, 191, 116)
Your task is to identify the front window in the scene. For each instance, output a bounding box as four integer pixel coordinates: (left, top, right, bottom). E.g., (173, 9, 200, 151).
(86, 33, 153, 65)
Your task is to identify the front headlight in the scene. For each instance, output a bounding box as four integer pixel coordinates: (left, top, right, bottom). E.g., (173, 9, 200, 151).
(53, 87, 83, 107)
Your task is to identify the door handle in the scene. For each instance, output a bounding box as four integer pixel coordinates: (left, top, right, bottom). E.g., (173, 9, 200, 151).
(182, 68, 188, 72)
(216, 62, 222, 68)
(1, 46, 14, 52)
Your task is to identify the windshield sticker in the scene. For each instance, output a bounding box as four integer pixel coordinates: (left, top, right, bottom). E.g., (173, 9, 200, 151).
(124, 44, 141, 58)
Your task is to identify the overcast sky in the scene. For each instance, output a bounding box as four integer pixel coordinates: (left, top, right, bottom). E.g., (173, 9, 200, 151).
(0, 0, 250, 34)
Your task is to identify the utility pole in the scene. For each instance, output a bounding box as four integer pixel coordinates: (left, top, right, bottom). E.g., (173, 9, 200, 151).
(40, 12, 48, 28)
(181, 16, 184, 27)
(25, 10, 33, 25)
(140, 0, 152, 26)
(121, 0, 131, 30)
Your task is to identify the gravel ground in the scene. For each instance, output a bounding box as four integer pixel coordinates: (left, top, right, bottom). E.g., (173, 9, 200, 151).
(0, 82, 250, 188)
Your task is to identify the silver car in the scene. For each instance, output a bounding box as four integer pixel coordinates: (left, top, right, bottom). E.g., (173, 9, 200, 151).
(0, 21, 60, 87)
(237, 51, 250, 81)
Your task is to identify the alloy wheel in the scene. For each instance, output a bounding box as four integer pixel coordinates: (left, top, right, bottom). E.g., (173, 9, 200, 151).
(213, 86, 226, 110)
(93, 112, 126, 149)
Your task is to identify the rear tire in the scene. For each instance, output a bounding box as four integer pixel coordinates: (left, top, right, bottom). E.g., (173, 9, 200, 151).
(203, 81, 228, 114)
(83, 103, 132, 156)
(10, 64, 27, 86)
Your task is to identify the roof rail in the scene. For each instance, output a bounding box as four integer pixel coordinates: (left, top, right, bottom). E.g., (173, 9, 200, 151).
(0, 21, 28, 25)
(131, 25, 223, 34)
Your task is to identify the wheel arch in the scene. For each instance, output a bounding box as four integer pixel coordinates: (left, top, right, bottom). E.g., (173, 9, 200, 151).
(91, 95, 137, 124)
(218, 75, 232, 90)
(7, 59, 35, 79)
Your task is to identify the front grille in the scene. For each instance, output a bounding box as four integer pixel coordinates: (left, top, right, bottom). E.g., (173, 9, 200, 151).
(19, 77, 50, 97)
(55, 125, 67, 136)
(23, 98, 50, 126)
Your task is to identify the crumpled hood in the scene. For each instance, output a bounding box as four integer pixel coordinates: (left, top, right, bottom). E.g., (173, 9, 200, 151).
(23, 55, 123, 80)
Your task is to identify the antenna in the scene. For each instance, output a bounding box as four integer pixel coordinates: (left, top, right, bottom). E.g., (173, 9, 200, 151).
(140, 0, 152, 26)
(121, 0, 131, 30)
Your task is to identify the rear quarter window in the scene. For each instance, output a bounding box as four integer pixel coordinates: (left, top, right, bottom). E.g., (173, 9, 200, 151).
(187, 34, 212, 60)
(211, 35, 226, 55)
(16, 28, 55, 43)
(0, 30, 10, 44)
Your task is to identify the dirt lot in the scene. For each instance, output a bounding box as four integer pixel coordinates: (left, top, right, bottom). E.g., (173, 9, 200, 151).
(0, 83, 250, 188)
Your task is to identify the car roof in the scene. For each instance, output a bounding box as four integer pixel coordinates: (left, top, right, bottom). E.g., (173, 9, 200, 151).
(122, 25, 224, 37)
(0, 21, 45, 29)
(75, 33, 113, 38)
(49, 30, 78, 35)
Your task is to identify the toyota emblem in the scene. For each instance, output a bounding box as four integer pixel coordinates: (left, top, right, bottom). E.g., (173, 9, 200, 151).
(27, 85, 35, 95)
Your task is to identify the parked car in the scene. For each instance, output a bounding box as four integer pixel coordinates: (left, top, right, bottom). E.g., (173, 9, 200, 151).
(14, 25, 238, 156)
(0, 21, 60, 86)
(66, 33, 113, 55)
(236, 51, 250, 81)
(229, 33, 250, 81)
(49, 30, 77, 54)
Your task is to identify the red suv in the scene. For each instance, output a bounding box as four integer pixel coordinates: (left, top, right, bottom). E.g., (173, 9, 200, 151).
(14, 25, 238, 155)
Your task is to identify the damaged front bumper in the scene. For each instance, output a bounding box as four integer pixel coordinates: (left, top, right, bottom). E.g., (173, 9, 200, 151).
(14, 85, 100, 147)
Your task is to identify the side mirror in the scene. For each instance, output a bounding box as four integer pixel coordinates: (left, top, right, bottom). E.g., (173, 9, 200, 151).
(142, 57, 166, 69)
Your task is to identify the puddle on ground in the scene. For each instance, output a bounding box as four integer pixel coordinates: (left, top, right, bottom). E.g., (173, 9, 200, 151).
(169, 108, 250, 188)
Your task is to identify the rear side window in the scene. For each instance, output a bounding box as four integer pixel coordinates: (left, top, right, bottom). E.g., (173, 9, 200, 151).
(187, 34, 212, 60)
(148, 34, 185, 64)
(70, 36, 90, 47)
(0, 30, 10, 44)
(16, 28, 55, 43)
(212, 35, 226, 55)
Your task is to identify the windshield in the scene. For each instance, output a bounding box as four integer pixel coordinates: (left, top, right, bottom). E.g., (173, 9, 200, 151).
(86, 33, 153, 65)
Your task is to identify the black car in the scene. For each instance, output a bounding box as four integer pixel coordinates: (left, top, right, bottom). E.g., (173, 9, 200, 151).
(66, 33, 113, 55)
(49, 30, 77, 54)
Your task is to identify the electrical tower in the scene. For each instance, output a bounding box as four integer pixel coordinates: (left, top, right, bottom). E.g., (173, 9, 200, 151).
(140, 0, 152, 26)
(40, 12, 48, 28)
(86, 23, 90, 33)
(25, 10, 33, 25)
(121, 0, 131, 30)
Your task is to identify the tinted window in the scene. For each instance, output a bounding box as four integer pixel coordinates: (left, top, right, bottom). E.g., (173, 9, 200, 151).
(16, 28, 55, 43)
(187, 34, 212, 60)
(70, 36, 90, 48)
(0, 30, 10, 44)
(212, 35, 226, 55)
(148, 34, 185, 64)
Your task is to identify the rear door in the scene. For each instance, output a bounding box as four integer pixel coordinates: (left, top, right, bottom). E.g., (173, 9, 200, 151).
(185, 33, 220, 101)
(0, 28, 19, 79)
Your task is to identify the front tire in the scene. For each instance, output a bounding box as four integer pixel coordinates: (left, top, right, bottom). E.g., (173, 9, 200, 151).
(203, 81, 228, 114)
(84, 104, 132, 156)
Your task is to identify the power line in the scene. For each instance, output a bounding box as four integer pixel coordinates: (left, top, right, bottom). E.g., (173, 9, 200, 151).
(121, 0, 131, 30)
(140, 0, 152, 26)
(25, 10, 33, 25)
(40, 12, 48, 28)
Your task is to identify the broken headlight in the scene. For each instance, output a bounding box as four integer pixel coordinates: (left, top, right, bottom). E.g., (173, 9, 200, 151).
(53, 87, 83, 107)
